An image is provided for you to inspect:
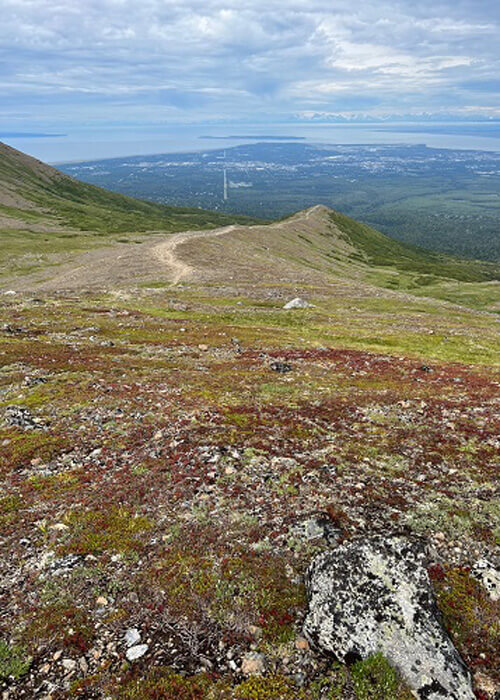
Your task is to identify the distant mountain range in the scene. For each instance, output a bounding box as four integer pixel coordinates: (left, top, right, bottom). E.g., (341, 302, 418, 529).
(293, 112, 500, 123)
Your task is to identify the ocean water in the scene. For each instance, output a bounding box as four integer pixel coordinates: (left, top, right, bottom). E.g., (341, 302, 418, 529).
(3, 122, 500, 164)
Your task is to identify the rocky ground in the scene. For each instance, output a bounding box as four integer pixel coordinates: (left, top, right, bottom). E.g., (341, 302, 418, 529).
(0, 282, 498, 699)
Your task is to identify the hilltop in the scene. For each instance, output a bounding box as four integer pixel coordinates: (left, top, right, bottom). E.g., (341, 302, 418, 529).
(0, 145, 499, 699)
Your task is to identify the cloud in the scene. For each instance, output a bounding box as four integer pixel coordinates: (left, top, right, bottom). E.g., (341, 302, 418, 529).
(0, 0, 498, 130)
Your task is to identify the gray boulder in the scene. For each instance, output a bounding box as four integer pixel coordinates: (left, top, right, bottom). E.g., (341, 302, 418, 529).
(283, 297, 312, 309)
(304, 536, 474, 699)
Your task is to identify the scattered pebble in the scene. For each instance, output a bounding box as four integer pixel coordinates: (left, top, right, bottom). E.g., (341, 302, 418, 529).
(241, 652, 266, 675)
(125, 628, 141, 647)
(126, 644, 148, 662)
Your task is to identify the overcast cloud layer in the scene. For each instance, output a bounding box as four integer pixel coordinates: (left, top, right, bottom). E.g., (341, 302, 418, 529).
(1, 0, 500, 134)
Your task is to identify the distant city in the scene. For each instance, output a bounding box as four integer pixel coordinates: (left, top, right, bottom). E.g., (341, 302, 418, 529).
(61, 142, 500, 261)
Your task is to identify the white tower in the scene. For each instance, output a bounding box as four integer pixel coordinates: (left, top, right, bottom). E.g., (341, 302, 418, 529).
(223, 150, 228, 201)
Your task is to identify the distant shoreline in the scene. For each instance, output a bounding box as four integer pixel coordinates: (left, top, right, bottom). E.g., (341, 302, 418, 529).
(200, 135, 306, 141)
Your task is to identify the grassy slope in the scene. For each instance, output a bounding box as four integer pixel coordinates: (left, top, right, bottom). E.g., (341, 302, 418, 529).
(0, 140, 259, 232)
(327, 211, 500, 311)
(0, 141, 262, 281)
(329, 210, 500, 283)
(22, 174, 259, 234)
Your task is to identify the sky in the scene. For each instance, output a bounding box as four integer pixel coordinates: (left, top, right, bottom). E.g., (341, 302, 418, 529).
(1, 0, 500, 159)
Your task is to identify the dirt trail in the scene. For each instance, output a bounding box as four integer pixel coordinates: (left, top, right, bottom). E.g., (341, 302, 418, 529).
(152, 224, 239, 284)
(6, 205, 333, 291)
(152, 205, 330, 284)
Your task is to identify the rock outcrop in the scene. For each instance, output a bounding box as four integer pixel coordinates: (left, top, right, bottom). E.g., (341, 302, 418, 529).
(304, 536, 474, 699)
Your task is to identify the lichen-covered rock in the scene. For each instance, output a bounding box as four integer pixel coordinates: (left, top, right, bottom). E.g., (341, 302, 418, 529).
(304, 536, 474, 699)
(471, 559, 500, 601)
(4, 405, 40, 430)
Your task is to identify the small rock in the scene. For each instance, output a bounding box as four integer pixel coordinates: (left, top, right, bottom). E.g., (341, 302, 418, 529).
(241, 651, 266, 675)
(199, 656, 213, 670)
(473, 671, 498, 697)
(471, 559, 500, 601)
(270, 361, 292, 373)
(283, 297, 312, 310)
(4, 405, 40, 430)
(248, 625, 263, 640)
(295, 637, 309, 651)
(270, 456, 297, 469)
(24, 375, 48, 387)
(300, 517, 339, 544)
(126, 644, 148, 662)
(47, 553, 84, 575)
(125, 628, 141, 647)
(62, 658, 77, 673)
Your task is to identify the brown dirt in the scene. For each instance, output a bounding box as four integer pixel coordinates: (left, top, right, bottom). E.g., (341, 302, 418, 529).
(9, 205, 358, 292)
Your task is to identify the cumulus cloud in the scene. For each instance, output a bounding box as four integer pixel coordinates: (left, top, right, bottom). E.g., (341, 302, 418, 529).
(0, 0, 499, 128)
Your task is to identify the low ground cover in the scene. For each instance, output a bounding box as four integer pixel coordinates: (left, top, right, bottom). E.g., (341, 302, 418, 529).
(0, 283, 498, 697)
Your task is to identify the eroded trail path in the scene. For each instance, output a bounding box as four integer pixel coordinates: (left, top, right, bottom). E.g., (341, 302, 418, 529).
(151, 205, 328, 284)
(152, 224, 238, 284)
(11, 205, 331, 291)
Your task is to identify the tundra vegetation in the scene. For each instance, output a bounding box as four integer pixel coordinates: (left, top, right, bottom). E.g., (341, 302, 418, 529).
(0, 142, 498, 698)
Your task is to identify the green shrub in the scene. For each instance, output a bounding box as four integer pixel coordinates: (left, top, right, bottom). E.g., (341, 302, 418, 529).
(0, 639, 31, 681)
(351, 653, 413, 700)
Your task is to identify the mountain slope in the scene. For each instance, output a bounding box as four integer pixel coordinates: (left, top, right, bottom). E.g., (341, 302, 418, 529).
(1, 145, 499, 699)
(0, 141, 259, 234)
(1, 142, 499, 311)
